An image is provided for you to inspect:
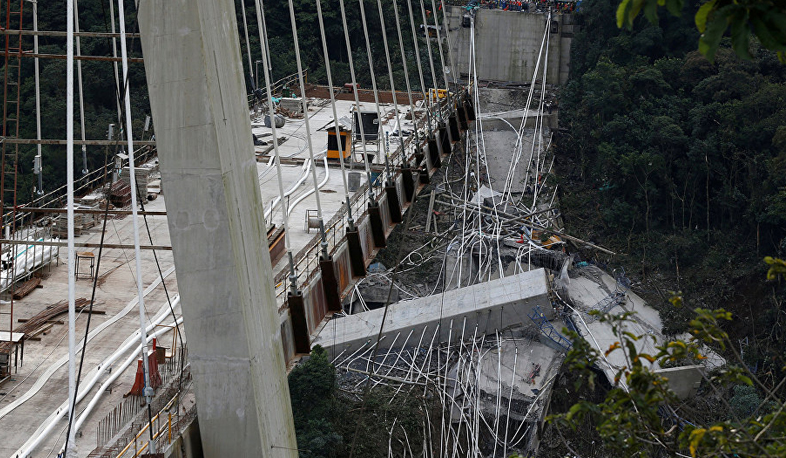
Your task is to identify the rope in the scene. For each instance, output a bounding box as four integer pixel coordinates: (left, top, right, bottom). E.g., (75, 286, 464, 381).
(419, 0, 441, 124)
(337, 0, 376, 200)
(373, 0, 403, 176)
(32, 0, 43, 194)
(116, 0, 157, 450)
(238, 0, 255, 89)
(405, 0, 433, 134)
(313, 0, 355, 227)
(253, 0, 298, 290)
(286, 0, 330, 257)
(390, 0, 421, 157)
(64, 0, 77, 454)
(74, 0, 88, 175)
(357, 0, 391, 177)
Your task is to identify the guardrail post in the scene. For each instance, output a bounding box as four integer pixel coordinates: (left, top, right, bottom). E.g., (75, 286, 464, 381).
(368, 203, 386, 248)
(287, 291, 311, 354)
(319, 255, 342, 312)
(346, 227, 366, 277)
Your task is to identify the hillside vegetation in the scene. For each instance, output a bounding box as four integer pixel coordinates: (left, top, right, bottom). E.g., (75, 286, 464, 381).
(557, 0, 786, 365)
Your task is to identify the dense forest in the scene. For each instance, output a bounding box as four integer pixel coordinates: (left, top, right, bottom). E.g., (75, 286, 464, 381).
(553, 0, 786, 425)
(1, 0, 443, 201)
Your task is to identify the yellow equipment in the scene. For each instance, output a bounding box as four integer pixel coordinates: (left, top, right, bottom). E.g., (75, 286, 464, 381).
(327, 127, 351, 159)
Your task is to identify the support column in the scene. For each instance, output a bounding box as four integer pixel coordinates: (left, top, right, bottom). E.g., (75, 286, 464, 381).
(385, 185, 403, 224)
(427, 136, 441, 169)
(138, 1, 297, 456)
(448, 114, 460, 140)
(439, 125, 452, 156)
(287, 292, 311, 354)
(346, 228, 367, 277)
(401, 166, 415, 202)
(465, 99, 477, 121)
(320, 256, 342, 312)
(457, 104, 469, 131)
(368, 203, 387, 248)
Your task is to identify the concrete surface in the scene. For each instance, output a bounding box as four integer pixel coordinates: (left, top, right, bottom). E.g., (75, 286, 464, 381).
(446, 7, 573, 85)
(564, 267, 723, 395)
(654, 365, 704, 400)
(314, 268, 552, 358)
(0, 197, 179, 457)
(139, 0, 297, 456)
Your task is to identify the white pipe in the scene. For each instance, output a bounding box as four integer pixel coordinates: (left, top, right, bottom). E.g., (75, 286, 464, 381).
(32, 0, 43, 195)
(65, 0, 77, 454)
(15, 313, 182, 458)
(74, 0, 88, 175)
(117, 2, 154, 450)
(0, 267, 175, 421)
(287, 156, 330, 217)
(72, 314, 183, 436)
(264, 151, 326, 220)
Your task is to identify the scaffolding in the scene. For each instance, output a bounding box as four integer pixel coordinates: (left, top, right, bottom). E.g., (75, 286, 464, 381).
(528, 305, 571, 351)
(0, 0, 24, 381)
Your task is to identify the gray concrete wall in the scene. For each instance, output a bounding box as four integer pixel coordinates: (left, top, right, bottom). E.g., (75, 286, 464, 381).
(446, 7, 573, 85)
(164, 417, 203, 458)
(654, 365, 704, 399)
(313, 268, 553, 358)
(138, 1, 297, 456)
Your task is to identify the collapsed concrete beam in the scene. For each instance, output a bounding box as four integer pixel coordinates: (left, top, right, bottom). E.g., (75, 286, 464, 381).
(314, 268, 553, 358)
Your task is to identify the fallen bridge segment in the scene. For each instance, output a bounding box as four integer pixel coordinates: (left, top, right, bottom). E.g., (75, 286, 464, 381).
(315, 268, 553, 357)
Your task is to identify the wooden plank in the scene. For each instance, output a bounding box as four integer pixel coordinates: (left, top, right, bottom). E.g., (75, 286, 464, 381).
(13, 277, 41, 300)
(27, 323, 54, 339)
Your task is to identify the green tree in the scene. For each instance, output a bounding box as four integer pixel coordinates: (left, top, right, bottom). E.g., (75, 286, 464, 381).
(548, 263, 786, 457)
(617, 0, 786, 62)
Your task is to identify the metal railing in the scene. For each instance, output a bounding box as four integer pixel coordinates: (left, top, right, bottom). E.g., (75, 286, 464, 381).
(248, 70, 306, 112)
(271, 98, 440, 302)
(94, 347, 188, 453)
(2, 145, 157, 232)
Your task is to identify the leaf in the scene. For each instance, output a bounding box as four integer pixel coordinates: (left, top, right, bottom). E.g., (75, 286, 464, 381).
(617, 0, 633, 28)
(764, 257, 786, 280)
(695, 0, 716, 33)
(730, 10, 752, 59)
(689, 428, 706, 456)
(664, 0, 684, 17)
(605, 341, 622, 357)
(644, 0, 659, 25)
(699, 10, 729, 62)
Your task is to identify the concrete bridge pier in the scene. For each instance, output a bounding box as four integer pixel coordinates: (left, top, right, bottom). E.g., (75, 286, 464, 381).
(138, 0, 297, 456)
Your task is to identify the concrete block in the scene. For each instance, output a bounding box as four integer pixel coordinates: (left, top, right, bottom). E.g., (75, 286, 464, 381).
(654, 365, 704, 400)
(314, 268, 552, 358)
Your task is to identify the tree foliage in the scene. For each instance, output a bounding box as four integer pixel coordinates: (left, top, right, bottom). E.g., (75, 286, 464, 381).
(616, 0, 786, 62)
(559, 2, 786, 343)
(2, 0, 443, 200)
(549, 280, 786, 457)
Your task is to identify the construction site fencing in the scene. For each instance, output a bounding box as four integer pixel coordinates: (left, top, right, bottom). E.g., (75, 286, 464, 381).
(2, 145, 157, 232)
(247, 70, 306, 113)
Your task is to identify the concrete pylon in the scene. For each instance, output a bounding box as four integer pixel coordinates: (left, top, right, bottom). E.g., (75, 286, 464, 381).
(138, 1, 297, 456)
